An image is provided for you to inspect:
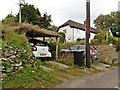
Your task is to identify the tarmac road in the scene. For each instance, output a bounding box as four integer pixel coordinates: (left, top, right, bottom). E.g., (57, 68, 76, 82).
(55, 68, 119, 88)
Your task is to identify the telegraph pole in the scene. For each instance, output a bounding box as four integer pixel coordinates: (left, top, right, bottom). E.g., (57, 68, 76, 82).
(19, 0, 25, 23)
(118, 1, 120, 12)
(19, 4, 22, 23)
(86, 0, 90, 68)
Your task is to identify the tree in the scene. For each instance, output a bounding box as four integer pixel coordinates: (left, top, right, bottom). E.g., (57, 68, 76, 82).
(58, 32, 65, 43)
(38, 13, 51, 30)
(94, 14, 112, 30)
(49, 25, 58, 32)
(16, 4, 41, 24)
(94, 12, 120, 32)
(15, 4, 52, 29)
(113, 12, 120, 32)
(3, 3, 56, 31)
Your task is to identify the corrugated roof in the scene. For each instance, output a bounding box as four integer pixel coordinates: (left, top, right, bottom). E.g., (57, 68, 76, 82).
(58, 20, 99, 34)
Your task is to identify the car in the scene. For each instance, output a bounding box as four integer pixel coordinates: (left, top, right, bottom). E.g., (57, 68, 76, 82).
(29, 39, 52, 59)
(61, 45, 99, 60)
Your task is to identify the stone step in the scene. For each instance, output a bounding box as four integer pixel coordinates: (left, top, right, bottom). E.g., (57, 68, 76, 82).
(48, 61, 69, 69)
(92, 63, 110, 71)
(42, 66, 54, 72)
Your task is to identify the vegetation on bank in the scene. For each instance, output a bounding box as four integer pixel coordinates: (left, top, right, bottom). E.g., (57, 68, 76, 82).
(1, 24, 59, 88)
(3, 59, 61, 88)
(2, 25, 30, 50)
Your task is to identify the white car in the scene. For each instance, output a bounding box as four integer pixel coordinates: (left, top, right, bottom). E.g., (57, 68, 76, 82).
(29, 39, 52, 59)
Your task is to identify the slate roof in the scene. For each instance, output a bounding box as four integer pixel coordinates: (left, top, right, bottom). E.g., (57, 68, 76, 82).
(58, 20, 99, 34)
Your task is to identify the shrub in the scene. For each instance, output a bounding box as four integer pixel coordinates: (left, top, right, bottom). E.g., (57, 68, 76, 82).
(93, 31, 110, 44)
(76, 38, 81, 42)
(58, 32, 65, 43)
(108, 36, 118, 45)
(2, 17, 16, 26)
(49, 42, 56, 58)
(101, 39, 108, 44)
(79, 39, 86, 45)
(91, 39, 99, 45)
(94, 31, 106, 42)
(108, 36, 120, 51)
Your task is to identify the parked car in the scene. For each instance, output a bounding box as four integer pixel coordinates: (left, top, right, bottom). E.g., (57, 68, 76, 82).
(29, 39, 52, 59)
(61, 45, 99, 60)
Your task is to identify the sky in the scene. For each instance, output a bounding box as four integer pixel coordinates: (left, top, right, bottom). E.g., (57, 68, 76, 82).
(0, 0, 119, 27)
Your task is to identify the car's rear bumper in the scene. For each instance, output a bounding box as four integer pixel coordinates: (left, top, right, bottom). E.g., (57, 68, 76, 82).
(32, 51, 52, 58)
(91, 53, 100, 60)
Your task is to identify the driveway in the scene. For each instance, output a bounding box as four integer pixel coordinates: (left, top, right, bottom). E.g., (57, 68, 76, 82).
(55, 68, 119, 88)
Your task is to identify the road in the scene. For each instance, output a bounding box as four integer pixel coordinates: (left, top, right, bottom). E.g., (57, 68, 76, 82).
(55, 68, 119, 88)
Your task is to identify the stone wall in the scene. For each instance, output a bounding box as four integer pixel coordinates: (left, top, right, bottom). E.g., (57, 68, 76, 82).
(0, 45, 35, 80)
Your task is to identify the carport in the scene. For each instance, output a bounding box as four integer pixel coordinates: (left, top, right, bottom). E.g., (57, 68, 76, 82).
(16, 24, 60, 60)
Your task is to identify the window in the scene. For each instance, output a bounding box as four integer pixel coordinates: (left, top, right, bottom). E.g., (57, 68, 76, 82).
(63, 29, 67, 33)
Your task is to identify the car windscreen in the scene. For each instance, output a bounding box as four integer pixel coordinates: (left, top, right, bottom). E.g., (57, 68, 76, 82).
(29, 39, 48, 46)
(70, 46, 78, 50)
(36, 42, 47, 46)
(70, 45, 85, 50)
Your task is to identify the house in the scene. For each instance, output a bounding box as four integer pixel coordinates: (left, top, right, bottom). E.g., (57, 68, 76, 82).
(58, 20, 99, 42)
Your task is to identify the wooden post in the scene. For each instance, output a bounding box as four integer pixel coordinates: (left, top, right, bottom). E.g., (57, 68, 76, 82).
(19, 4, 21, 23)
(56, 37, 60, 60)
(43, 37, 45, 42)
(86, 0, 90, 68)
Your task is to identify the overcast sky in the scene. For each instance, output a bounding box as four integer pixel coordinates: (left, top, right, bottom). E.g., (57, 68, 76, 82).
(0, 0, 119, 27)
